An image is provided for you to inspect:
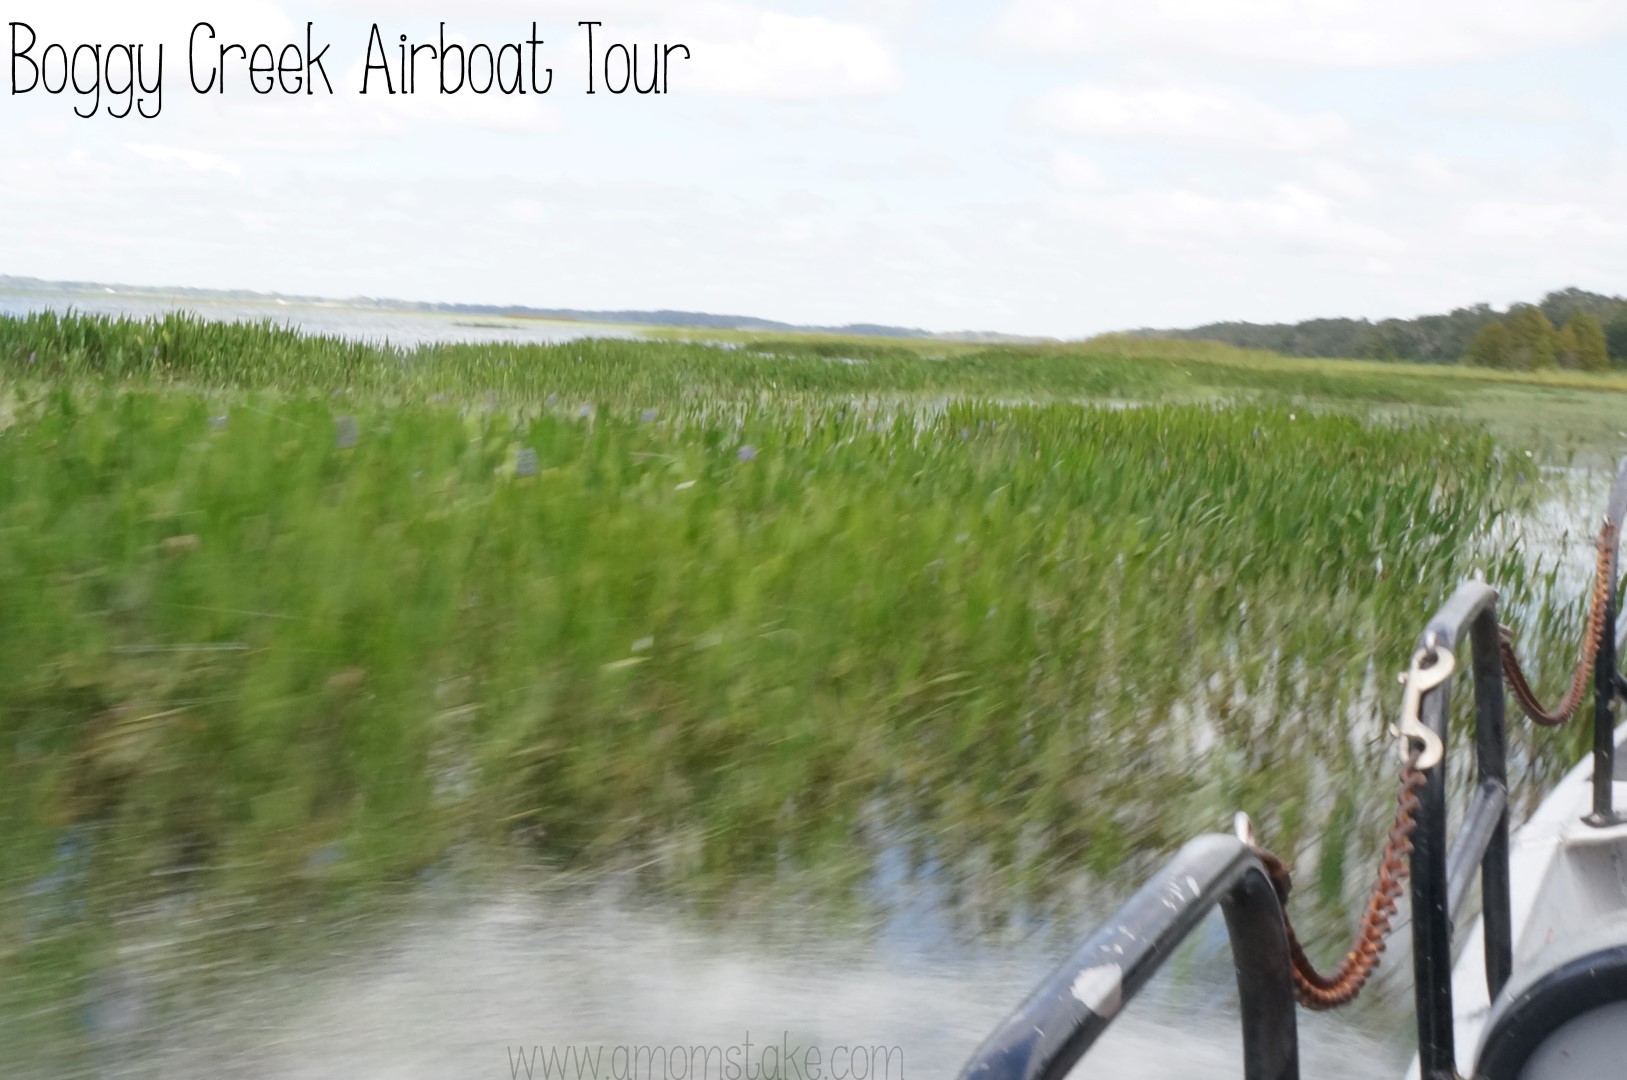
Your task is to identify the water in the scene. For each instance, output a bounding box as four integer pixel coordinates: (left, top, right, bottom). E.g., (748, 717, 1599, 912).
(46, 875, 1410, 1080)
(0, 289, 638, 349)
(1502, 464, 1616, 596)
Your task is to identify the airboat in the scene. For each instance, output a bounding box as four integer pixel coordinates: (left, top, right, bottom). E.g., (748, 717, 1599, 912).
(959, 461, 1627, 1080)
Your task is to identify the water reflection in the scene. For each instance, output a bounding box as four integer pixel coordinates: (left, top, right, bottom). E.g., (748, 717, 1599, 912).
(57, 877, 1408, 1080)
(0, 290, 638, 349)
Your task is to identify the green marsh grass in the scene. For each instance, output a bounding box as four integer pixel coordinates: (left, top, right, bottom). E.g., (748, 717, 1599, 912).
(0, 310, 1597, 1064)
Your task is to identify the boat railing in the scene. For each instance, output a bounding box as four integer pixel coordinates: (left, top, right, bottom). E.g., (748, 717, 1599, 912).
(957, 834, 1300, 1080)
(957, 458, 1627, 1080)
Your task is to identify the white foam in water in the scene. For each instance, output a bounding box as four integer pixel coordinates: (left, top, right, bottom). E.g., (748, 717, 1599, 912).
(83, 890, 1408, 1080)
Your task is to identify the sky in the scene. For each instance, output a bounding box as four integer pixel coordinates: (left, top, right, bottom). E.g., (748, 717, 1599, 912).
(4, 0, 1627, 338)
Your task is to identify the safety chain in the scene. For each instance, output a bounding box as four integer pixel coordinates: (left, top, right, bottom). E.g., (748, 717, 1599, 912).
(1254, 749, 1426, 1011)
(1500, 520, 1619, 726)
(1246, 518, 1618, 1011)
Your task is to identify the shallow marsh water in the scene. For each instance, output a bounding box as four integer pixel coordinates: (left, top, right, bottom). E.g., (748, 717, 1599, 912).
(0, 290, 635, 350)
(39, 874, 1413, 1080)
(0, 306, 1607, 1080)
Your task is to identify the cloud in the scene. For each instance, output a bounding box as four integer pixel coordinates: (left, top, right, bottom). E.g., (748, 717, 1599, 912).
(1460, 198, 1627, 244)
(678, 13, 903, 99)
(126, 143, 244, 175)
(10, 0, 295, 45)
(1049, 148, 1104, 189)
(994, 0, 1627, 68)
(1060, 183, 1407, 258)
(1029, 81, 1350, 152)
(1421, 87, 1585, 126)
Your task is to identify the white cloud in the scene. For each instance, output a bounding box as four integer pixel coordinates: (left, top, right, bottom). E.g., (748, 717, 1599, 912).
(1306, 158, 1376, 202)
(1050, 148, 1104, 189)
(1460, 199, 1627, 244)
(1029, 81, 1350, 152)
(678, 13, 902, 99)
(298, 0, 699, 21)
(126, 143, 244, 175)
(1422, 87, 1585, 126)
(505, 198, 553, 225)
(10, 0, 294, 41)
(995, 0, 1627, 68)
(1060, 183, 1407, 258)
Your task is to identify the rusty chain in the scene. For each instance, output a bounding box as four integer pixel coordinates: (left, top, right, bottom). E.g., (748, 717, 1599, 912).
(1500, 520, 1618, 726)
(1253, 749, 1425, 1010)
(1249, 518, 1618, 1011)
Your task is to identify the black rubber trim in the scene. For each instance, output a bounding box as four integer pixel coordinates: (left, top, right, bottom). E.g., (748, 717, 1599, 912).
(1475, 943, 1627, 1080)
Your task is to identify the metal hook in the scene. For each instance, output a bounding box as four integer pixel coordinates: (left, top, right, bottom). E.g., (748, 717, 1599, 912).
(1392, 635, 1454, 770)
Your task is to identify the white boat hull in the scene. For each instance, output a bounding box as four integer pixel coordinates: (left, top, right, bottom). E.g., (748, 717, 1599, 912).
(1410, 721, 1627, 1078)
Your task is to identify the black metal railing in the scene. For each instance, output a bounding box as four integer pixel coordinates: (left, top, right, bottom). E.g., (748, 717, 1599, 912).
(958, 835, 1299, 1080)
(958, 459, 1627, 1080)
(1410, 580, 1511, 1077)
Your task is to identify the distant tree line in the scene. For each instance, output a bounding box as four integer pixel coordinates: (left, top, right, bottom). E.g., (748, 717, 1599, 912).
(1141, 287, 1627, 368)
(1464, 305, 1608, 370)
